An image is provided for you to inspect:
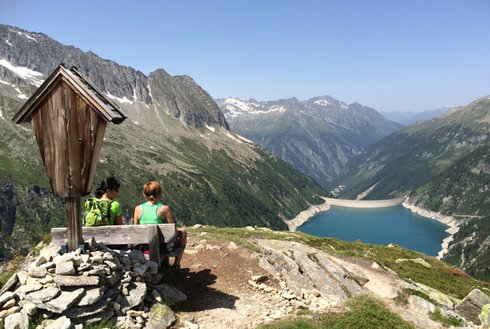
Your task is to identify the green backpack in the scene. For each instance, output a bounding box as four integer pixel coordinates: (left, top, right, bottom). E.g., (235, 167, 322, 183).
(83, 197, 113, 226)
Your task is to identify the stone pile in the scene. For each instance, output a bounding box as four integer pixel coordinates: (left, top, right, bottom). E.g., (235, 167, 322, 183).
(0, 239, 187, 329)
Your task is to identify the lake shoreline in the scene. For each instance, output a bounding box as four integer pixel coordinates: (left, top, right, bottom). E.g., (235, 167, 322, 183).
(288, 196, 459, 259)
(286, 196, 331, 231)
(402, 199, 460, 259)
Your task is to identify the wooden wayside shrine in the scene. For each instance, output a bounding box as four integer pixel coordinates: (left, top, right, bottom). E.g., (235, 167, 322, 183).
(12, 64, 126, 251)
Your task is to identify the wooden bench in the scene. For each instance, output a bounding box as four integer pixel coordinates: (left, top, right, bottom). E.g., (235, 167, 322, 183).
(51, 224, 181, 268)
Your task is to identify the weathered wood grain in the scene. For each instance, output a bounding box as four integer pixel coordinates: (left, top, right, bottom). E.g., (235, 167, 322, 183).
(65, 197, 83, 251)
(51, 224, 177, 246)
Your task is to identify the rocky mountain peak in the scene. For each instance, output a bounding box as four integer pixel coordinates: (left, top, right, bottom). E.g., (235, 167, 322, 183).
(0, 24, 228, 130)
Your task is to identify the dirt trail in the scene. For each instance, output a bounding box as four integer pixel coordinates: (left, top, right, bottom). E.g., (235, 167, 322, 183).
(176, 236, 288, 329)
(174, 234, 446, 329)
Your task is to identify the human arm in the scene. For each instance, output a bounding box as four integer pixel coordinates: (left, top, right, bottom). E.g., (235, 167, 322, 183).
(112, 201, 124, 225)
(158, 205, 174, 224)
(133, 205, 141, 225)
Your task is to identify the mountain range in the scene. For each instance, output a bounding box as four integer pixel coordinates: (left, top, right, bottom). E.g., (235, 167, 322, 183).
(1, 23, 489, 282)
(381, 106, 453, 125)
(334, 97, 490, 279)
(0, 24, 325, 258)
(217, 97, 401, 188)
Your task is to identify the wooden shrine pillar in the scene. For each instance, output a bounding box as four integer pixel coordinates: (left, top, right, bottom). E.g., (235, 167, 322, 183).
(12, 65, 126, 251)
(65, 197, 83, 251)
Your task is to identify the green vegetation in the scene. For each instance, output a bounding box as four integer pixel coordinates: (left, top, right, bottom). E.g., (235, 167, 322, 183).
(394, 288, 436, 306)
(0, 270, 14, 290)
(333, 98, 490, 281)
(82, 320, 119, 329)
(0, 89, 325, 260)
(412, 143, 490, 280)
(335, 97, 490, 200)
(188, 227, 490, 300)
(430, 308, 462, 327)
(258, 295, 415, 329)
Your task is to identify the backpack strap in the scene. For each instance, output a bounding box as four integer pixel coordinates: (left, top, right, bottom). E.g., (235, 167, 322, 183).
(104, 200, 112, 225)
(83, 198, 95, 226)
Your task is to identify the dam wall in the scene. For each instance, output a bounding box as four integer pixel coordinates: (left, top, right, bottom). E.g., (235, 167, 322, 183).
(325, 197, 405, 208)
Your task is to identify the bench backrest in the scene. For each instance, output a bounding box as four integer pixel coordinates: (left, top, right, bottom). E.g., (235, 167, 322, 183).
(51, 224, 177, 246)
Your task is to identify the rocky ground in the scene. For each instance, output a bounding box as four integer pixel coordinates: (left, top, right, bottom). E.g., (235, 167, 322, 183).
(176, 236, 288, 329)
(1, 228, 489, 329)
(174, 231, 487, 329)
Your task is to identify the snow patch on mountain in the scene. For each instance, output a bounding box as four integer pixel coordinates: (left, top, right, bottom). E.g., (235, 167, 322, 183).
(222, 98, 285, 117)
(314, 99, 331, 106)
(6, 40, 12, 46)
(0, 109, 4, 120)
(15, 31, 38, 42)
(227, 132, 241, 143)
(235, 133, 254, 144)
(0, 58, 44, 87)
(105, 91, 133, 104)
(205, 124, 216, 132)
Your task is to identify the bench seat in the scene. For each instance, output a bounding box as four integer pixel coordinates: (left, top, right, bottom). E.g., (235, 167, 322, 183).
(51, 224, 179, 268)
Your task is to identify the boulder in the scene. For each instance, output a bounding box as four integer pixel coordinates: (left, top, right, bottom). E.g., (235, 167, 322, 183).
(455, 289, 490, 325)
(55, 261, 75, 275)
(480, 304, 490, 329)
(154, 284, 187, 303)
(76, 287, 105, 307)
(0, 274, 18, 295)
(408, 295, 436, 314)
(64, 298, 110, 318)
(120, 282, 147, 310)
(44, 315, 72, 329)
(15, 283, 43, 298)
(21, 301, 37, 317)
(24, 286, 60, 304)
(4, 312, 28, 329)
(35, 256, 47, 267)
(27, 266, 48, 279)
(146, 303, 176, 329)
(0, 292, 16, 307)
(37, 288, 84, 313)
(55, 275, 100, 287)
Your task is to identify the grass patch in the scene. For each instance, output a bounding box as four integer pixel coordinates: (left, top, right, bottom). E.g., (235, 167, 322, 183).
(259, 295, 415, 329)
(0, 270, 14, 290)
(430, 308, 462, 327)
(186, 226, 490, 300)
(394, 288, 437, 306)
(82, 319, 119, 329)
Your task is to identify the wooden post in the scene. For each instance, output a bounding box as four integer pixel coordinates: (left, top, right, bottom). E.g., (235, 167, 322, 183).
(12, 65, 126, 253)
(148, 225, 161, 268)
(65, 197, 83, 251)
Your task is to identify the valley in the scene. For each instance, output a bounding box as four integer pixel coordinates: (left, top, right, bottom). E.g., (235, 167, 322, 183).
(0, 22, 489, 285)
(0, 3, 489, 328)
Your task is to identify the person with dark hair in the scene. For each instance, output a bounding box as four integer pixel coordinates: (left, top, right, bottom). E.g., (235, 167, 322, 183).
(83, 176, 123, 226)
(134, 180, 187, 268)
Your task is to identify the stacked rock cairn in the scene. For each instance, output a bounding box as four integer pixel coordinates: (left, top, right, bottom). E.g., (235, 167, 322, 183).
(0, 239, 187, 329)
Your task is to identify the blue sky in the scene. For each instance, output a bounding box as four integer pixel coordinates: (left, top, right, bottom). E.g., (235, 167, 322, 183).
(1, 0, 489, 112)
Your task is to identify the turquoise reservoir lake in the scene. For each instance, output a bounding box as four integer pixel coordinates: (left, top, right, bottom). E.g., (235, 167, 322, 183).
(298, 206, 450, 256)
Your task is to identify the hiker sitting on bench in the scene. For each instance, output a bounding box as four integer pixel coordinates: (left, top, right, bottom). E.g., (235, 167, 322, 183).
(133, 180, 187, 268)
(83, 176, 124, 226)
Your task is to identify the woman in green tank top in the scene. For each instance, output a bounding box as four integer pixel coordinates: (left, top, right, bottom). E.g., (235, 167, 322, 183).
(133, 180, 187, 267)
